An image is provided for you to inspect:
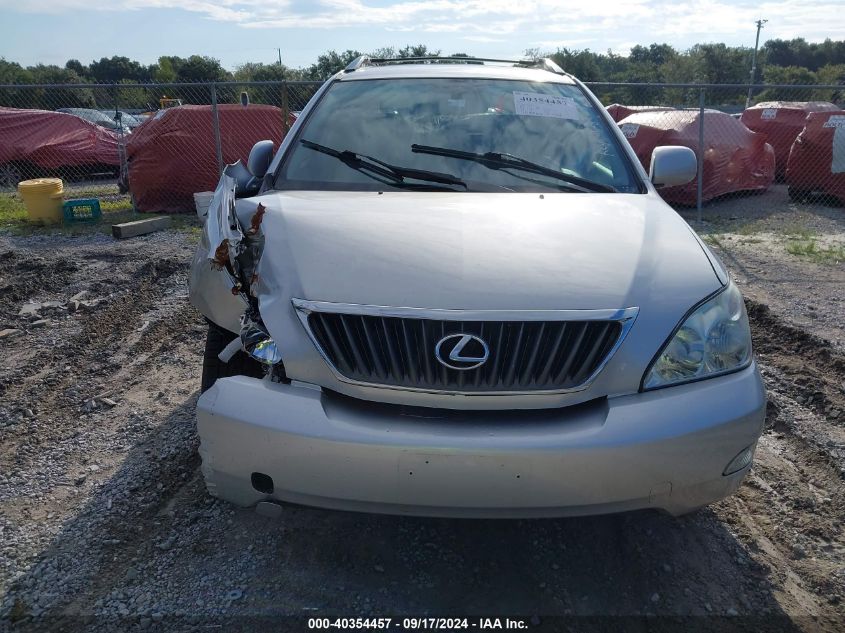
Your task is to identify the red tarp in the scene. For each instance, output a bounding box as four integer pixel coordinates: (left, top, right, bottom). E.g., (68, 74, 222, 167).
(606, 104, 674, 123)
(126, 104, 292, 213)
(0, 106, 120, 171)
(786, 110, 845, 203)
(740, 101, 839, 178)
(618, 110, 775, 205)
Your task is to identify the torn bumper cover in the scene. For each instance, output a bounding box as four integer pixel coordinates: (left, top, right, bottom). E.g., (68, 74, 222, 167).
(196, 363, 766, 518)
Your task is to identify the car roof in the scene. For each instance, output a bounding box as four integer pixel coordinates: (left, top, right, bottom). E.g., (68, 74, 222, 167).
(57, 107, 114, 120)
(337, 62, 577, 85)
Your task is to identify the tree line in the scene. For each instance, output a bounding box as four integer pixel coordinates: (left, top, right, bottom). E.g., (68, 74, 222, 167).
(1, 39, 843, 111)
(547, 40, 845, 106)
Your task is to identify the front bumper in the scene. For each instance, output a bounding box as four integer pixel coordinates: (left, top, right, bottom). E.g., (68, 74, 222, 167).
(196, 363, 766, 518)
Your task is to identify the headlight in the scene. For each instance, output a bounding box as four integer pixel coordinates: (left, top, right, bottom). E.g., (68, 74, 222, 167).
(240, 315, 284, 366)
(643, 282, 752, 390)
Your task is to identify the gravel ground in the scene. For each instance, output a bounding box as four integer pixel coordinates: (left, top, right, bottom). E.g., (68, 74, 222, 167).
(0, 190, 844, 632)
(682, 184, 845, 351)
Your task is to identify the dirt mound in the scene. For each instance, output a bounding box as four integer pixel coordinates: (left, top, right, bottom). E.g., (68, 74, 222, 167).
(0, 250, 79, 316)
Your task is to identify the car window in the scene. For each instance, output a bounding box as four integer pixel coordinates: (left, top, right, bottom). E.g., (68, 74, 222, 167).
(102, 111, 140, 126)
(276, 78, 640, 193)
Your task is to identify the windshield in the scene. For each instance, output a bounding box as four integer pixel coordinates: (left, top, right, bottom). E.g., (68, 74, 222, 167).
(276, 77, 640, 193)
(102, 111, 141, 127)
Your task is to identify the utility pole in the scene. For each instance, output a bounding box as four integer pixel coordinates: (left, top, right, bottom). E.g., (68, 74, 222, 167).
(746, 18, 768, 108)
(277, 48, 282, 66)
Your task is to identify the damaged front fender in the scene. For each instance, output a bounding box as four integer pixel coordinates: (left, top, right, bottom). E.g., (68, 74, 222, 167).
(189, 170, 248, 333)
(188, 162, 284, 371)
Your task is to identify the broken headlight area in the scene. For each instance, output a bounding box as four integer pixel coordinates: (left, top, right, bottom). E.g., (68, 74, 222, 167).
(204, 162, 285, 375)
(240, 310, 283, 366)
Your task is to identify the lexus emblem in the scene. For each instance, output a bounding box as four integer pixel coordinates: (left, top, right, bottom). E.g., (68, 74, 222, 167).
(435, 333, 490, 371)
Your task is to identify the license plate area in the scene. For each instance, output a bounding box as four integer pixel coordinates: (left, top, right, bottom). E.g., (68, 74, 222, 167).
(398, 453, 530, 507)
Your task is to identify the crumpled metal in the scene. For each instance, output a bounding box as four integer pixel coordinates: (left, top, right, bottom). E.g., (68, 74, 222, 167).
(202, 164, 281, 366)
(205, 171, 243, 275)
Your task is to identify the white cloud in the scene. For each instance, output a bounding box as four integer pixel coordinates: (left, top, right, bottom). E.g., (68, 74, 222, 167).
(463, 35, 507, 43)
(1, 0, 843, 47)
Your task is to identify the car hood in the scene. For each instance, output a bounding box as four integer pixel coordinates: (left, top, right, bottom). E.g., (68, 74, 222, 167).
(246, 190, 724, 407)
(252, 190, 719, 311)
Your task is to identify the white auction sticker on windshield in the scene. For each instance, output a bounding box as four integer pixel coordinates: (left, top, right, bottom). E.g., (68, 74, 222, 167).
(513, 92, 579, 119)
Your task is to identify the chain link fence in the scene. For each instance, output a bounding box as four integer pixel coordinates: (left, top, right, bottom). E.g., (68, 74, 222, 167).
(587, 81, 845, 221)
(1, 79, 843, 218)
(0, 81, 322, 216)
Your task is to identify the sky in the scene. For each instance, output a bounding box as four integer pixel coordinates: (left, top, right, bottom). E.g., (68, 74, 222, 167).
(0, 0, 843, 71)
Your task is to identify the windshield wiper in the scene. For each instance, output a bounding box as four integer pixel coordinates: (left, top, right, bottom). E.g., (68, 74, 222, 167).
(300, 139, 467, 190)
(411, 144, 616, 193)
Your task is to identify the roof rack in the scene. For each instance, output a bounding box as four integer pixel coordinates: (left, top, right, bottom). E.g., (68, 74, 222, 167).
(343, 56, 567, 76)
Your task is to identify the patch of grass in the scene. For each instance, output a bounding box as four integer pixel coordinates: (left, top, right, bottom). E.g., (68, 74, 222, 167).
(100, 199, 134, 213)
(781, 223, 817, 241)
(0, 190, 200, 239)
(169, 214, 203, 242)
(0, 192, 27, 224)
(702, 233, 724, 249)
(786, 239, 845, 264)
(0, 191, 134, 236)
(734, 222, 761, 236)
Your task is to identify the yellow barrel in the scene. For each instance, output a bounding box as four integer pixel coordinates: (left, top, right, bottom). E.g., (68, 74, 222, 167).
(17, 178, 64, 225)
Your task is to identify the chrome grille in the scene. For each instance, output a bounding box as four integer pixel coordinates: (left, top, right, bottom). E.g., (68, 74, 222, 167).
(296, 302, 635, 393)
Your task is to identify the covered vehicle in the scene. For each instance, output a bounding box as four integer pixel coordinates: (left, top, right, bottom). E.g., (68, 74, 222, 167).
(606, 103, 674, 123)
(126, 104, 293, 213)
(56, 107, 132, 135)
(740, 101, 839, 178)
(189, 57, 765, 519)
(786, 110, 845, 204)
(619, 109, 775, 205)
(0, 106, 121, 190)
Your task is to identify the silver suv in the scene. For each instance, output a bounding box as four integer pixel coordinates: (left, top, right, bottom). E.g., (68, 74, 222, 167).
(190, 57, 765, 518)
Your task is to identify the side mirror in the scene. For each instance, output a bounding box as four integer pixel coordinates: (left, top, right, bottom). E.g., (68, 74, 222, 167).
(247, 140, 274, 179)
(649, 146, 697, 188)
(223, 159, 259, 198)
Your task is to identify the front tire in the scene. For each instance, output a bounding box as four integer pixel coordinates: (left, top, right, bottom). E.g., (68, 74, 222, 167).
(201, 321, 265, 393)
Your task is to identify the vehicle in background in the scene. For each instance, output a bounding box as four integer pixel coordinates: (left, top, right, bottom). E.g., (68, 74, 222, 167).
(606, 103, 675, 123)
(190, 57, 765, 519)
(99, 110, 144, 130)
(125, 104, 294, 213)
(741, 101, 839, 179)
(56, 107, 132, 135)
(160, 97, 183, 109)
(619, 109, 775, 205)
(137, 98, 184, 120)
(0, 107, 121, 190)
(786, 110, 845, 204)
